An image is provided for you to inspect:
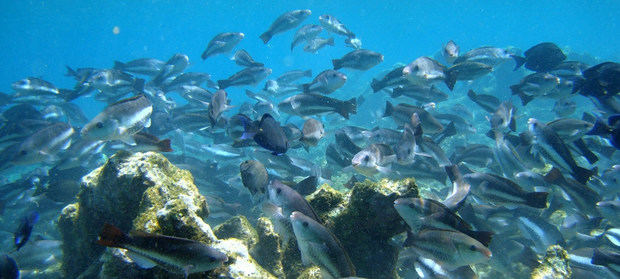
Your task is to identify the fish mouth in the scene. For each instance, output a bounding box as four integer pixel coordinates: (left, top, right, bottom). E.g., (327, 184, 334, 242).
(483, 249, 492, 258)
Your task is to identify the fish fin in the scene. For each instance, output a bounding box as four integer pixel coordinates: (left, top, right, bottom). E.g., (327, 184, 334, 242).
(444, 69, 457, 91)
(467, 89, 477, 100)
(572, 166, 597, 184)
(332, 59, 342, 70)
(65, 65, 77, 77)
(587, 118, 611, 136)
(465, 230, 494, 247)
(217, 79, 229, 89)
(591, 249, 610, 266)
(518, 93, 534, 106)
(376, 164, 391, 174)
(97, 223, 129, 248)
(157, 139, 173, 152)
(582, 112, 597, 123)
(127, 251, 157, 269)
(509, 116, 517, 132)
(259, 32, 271, 44)
(383, 101, 393, 117)
(120, 136, 136, 146)
(301, 83, 310, 93)
(608, 114, 620, 126)
(573, 138, 598, 164)
(133, 78, 145, 93)
(337, 98, 357, 119)
(145, 118, 151, 128)
(543, 167, 564, 184)
(326, 37, 335, 46)
(525, 191, 548, 209)
(511, 55, 526, 71)
(370, 79, 382, 93)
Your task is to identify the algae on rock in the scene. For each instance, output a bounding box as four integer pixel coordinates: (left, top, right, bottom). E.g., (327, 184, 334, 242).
(214, 215, 258, 248)
(531, 245, 571, 279)
(250, 217, 285, 278)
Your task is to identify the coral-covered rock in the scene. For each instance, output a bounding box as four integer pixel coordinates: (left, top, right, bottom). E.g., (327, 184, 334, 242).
(531, 245, 571, 279)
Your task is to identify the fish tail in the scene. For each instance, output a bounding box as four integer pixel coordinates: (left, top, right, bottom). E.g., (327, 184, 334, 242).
(525, 191, 549, 208)
(259, 32, 272, 44)
(65, 66, 77, 77)
(217, 79, 230, 89)
(326, 37, 335, 46)
(543, 167, 564, 184)
(465, 230, 494, 247)
(444, 164, 462, 183)
(518, 92, 534, 106)
(332, 59, 342, 70)
(586, 118, 611, 136)
(157, 139, 173, 152)
(97, 223, 129, 248)
(133, 78, 145, 93)
(302, 83, 310, 93)
(113, 61, 125, 70)
(444, 68, 457, 91)
(511, 55, 526, 71)
(338, 98, 357, 119)
(572, 166, 597, 184)
(201, 49, 209, 60)
(383, 101, 393, 117)
(467, 89, 477, 100)
(591, 248, 612, 266)
(573, 138, 599, 164)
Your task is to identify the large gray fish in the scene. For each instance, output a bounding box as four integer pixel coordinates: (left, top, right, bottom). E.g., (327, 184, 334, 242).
(332, 49, 383, 71)
(11, 122, 74, 165)
(97, 223, 227, 276)
(510, 72, 560, 105)
(318, 14, 355, 38)
(528, 118, 596, 184)
(201, 32, 244, 60)
(217, 66, 272, 89)
(208, 89, 232, 126)
(231, 49, 264, 68)
(453, 46, 514, 67)
(303, 37, 335, 53)
(444, 61, 493, 90)
(268, 180, 320, 222)
(463, 172, 548, 208)
(113, 58, 165, 76)
(291, 24, 323, 51)
(402, 56, 447, 86)
(290, 211, 356, 278)
(81, 95, 152, 142)
(403, 229, 491, 270)
(302, 69, 347, 94)
(351, 143, 396, 176)
(442, 40, 460, 64)
(260, 9, 312, 44)
(383, 101, 444, 134)
(150, 53, 189, 86)
(278, 93, 357, 119)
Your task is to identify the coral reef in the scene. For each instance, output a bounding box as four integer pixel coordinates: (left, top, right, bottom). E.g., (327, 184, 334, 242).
(250, 217, 285, 278)
(214, 215, 258, 248)
(530, 245, 571, 279)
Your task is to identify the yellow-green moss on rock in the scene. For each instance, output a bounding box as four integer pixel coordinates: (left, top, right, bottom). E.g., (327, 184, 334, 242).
(214, 215, 258, 248)
(307, 184, 345, 221)
(531, 245, 571, 279)
(250, 217, 284, 278)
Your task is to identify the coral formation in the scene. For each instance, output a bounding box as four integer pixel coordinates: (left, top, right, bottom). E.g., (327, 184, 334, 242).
(530, 245, 571, 279)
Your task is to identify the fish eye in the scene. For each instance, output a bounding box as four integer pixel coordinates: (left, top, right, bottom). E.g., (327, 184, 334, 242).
(363, 156, 370, 162)
(302, 221, 309, 227)
(413, 66, 419, 71)
(469, 245, 477, 251)
(276, 188, 281, 194)
(19, 150, 27, 156)
(408, 203, 415, 209)
(96, 122, 104, 129)
(208, 256, 216, 262)
(407, 148, 412, 154)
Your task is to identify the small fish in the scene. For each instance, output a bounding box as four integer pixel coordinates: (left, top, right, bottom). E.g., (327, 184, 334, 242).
(14, 211, 39, 251)
(201, 32, 244, 60)
(290, 211, 356, 278)
(217, 66, 272, 89)
(11, 122, 75, 165)
(260, 9, 312, 44)
(81, 95, 152, 143)
(97, 223, 227, 276)
(390, 84, 448, 103)
(512, 42, 566, 72)
(278, 93, 357, 119)
(0, 254, 19, 279)
(552, 97, 577, 117)
(268, 180, 320, 222)
(12, 77, 60, 96)
(302, 69, 347, 94)
(370, 66, 408, 93)
(453, 46, 514, 67)
(301, 118, 325, 147)
(150, 53, 190, 87)
(344, 37, 362, 49)
(466, 89, 501, 113)
(231, 49, 264, 67)
(489, 101, 517, 133)
(250, 113, 288, 155)
(442, 40, 460, 64)
(383, 101, 444, 134)
(319, 14, 355, 38)
(444, 61, 492, 90)
(291, 24, 323, 51)
(303, 37, 335, 53)
(463, 172, 548, 208)
(351, 143, 396, 176)
(128, 131, 172, 152)
(208, 89, 233, 126)
(332, 49, 383, 71)
(510, 73, 560, 105)
(276, 69, 313, 85)
(402, 56, 447, 86)
(543, 167, 601, 216)
(240, 160, 268, 196)
(113, 58, 166, 76)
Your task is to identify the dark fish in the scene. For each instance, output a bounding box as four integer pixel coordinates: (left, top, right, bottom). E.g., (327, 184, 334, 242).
(201, 32, 244, 60)
(319, 14, 355, 37)
(587, 115, 620, 149)
(291, 24, 323, 51)
(591, 249, 620, 270)
(303, 37, 335, 53)
(232, 49, 264, 67)
(442, 40, 459, 64)
(260, 9, 312, 44)
(113, 58, 165, 76)
(14, 211, 39, 251)
(370, 66, 407, 93)
(278, 93, 357, 119)
(290, 211, 356, 278)
(252, 113, 288, 155)
(240, 160, 268, 196)
(444, 61, 493, 90)
(513, 42, 567, 72)
(333, 49, 383, 70)
(217, 66, 272, 89)
(97, 223, 227, 275)
(292, 176, 318, 196)
(463, 172, 548, 208)
(302, 69, 347, 94)
(0, 254, 19, 279)
(574, 62, 620, 99)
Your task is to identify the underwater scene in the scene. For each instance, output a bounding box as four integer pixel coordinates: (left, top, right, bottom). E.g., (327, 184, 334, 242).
(0, 1, 619, 278)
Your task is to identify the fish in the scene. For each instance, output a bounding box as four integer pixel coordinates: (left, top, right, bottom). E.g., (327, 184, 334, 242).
(319, 15, 355, 38)
(528, 118, 596, 183)
(552, 97, 577, 117)
(126, 131, 172, 152)
(113, 58, 166, 76)
(278, 93, 357, 119)
(251, 113, 288, 155)
(402, 56, 447, 86)
(513, 42, 567, 72)
(81, 95, 153, 143)
(14, 211, 39, 251)
(591, 249, 620, 273)
(351, 143, 396, 176)
(444, 61, 493, 90)
(344, 37, 362, 49)
(394, 124, 423, 165)
(442, 40, 460, 64)
(217, 66, 272, 89)
(97, 223, 227, 276)
(291, 176, 318, 196)
(383, 101, 444, 134)
(489, 101, 517, 133)
(291, 24, 323, 51)
(0, 254, 19, 279)
(208, 89, 232, 126)
(231, 49, 264, 67)
(463, 172, 548, 208)
(150, 53, 190, 87)
(403, 229, 492, 270)
(587, 115, 620, 149)
(332, 49, 384, 71)
(443, 165, 472, 211)
(260, 9, 312, 44)
(201, 32, 244, 60)
(290, 211, 356, 278)
(574, 62, 620, 101)
(301, 118, 325, 147)
(276, 69, 313, 85)
(268, 180, 320, 222)
(510, 72, 560, 105)
(302, 69, 347, 94)
(303, 37, 335, 53)
(515, 214, 566, 254)
(240, 160, 268, 196)
(370, 66, 408, 93)
(55, 138, 106, 170)
(453, 46, 514, 67)
(11, 122, 75, 165)
(12, 77, 60, 96)
(543, 167, 601, 216)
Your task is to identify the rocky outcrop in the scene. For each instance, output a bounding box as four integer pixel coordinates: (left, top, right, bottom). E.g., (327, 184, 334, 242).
(531, 245, 571, 279)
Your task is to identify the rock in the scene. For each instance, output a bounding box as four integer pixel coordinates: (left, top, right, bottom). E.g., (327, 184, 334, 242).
(250, 217, 284, 278)
(58, 151, 267, 278)
(531, 245, 572, 279)
(214, 215, 258, 248)
(296, 266, 322, 279)
(307, 183, 345, 221)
